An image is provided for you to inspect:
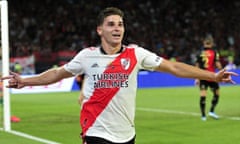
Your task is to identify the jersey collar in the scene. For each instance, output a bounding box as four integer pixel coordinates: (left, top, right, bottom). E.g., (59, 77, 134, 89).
(100, 46, 124, 55)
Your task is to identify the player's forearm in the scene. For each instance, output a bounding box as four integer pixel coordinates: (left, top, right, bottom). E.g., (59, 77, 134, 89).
(22, 68, 64, 86)
(157, 60, 217, 82)
(172, 62, 216, 81)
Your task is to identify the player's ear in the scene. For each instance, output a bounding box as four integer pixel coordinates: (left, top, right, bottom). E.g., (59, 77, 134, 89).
(96, 26, 102, 36)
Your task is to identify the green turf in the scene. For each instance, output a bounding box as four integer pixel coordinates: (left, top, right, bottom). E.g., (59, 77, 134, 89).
(0, 86, 240, 144)
(0, 131, 43, 144)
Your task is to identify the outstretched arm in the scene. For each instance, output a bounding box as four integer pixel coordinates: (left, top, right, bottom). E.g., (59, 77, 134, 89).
(1, 66, 74, 89)
(155, 59, 238, 84)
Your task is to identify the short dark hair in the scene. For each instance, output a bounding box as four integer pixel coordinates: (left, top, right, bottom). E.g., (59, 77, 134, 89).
(97, 7, 124, 26)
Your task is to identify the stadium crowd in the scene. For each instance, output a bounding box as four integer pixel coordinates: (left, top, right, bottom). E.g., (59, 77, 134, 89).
(7, 0, 240, 73)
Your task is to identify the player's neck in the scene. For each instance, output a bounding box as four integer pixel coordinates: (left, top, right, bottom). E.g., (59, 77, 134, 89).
(101, 43, 122, 55)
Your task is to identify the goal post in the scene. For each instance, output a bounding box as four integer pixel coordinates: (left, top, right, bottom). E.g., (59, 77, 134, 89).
(0, 1, 66, 143)
(0, 0, 11, 131)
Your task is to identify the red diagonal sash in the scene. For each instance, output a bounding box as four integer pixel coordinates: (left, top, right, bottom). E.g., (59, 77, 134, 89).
(80, 48, 137, 136)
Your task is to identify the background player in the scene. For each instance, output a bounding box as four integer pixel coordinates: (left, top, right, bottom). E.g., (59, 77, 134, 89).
(195, 35, 222, 121)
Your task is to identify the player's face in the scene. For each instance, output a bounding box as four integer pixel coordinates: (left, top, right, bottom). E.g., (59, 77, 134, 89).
(203, 41, 213, 48)
(97, 15, 125, 47)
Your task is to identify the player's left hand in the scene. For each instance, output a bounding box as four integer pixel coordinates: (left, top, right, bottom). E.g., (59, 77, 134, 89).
(1, 71, 25, 89)
(215, 69, 238, 84)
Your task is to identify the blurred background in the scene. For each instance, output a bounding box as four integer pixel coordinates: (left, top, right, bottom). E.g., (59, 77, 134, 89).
(6, 0, 240, 74)
(1, 1, 240, 143)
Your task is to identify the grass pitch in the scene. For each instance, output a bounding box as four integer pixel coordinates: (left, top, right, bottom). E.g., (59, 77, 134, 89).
(0, 85, 240, 144)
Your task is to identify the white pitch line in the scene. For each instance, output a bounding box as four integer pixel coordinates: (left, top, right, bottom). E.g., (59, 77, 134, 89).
(137, 107, 240, 121)
(0, 129, 61, 144)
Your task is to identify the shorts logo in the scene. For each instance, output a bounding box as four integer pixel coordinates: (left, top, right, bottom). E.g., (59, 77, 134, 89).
(121, 58, 130, 70)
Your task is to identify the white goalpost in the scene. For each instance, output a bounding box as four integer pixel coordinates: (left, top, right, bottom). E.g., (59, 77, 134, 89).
(0, 1, 60, 143)
(1, 0, 11, 131)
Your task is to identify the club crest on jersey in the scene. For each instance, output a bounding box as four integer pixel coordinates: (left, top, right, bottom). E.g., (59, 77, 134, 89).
(121, 58, 130, 70)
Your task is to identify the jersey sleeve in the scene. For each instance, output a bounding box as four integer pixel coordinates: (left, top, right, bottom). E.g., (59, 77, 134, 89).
(63, 50, 85, 75)
(136, 47, 163, 71)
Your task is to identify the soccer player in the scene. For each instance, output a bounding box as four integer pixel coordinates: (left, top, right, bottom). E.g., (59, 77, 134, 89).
(195, 35, 223, 121)
(1, 7, 237, 144)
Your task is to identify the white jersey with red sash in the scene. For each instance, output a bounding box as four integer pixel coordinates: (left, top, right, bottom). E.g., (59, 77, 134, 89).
(64, 44, 163, 143)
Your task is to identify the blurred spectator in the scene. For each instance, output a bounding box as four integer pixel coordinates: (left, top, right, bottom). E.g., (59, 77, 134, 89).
(225, 56, 237, 70)
(13, 62, 22, 74)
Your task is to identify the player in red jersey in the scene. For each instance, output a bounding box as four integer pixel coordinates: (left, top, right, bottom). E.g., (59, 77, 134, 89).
(195, 35, 223, 121)
(1, 7, 238, 144)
